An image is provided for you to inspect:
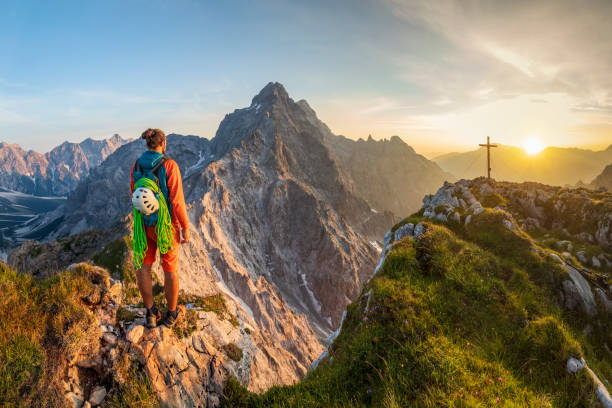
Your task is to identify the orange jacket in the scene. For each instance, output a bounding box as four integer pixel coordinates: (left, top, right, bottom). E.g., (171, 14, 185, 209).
(130, 159, 189, 233)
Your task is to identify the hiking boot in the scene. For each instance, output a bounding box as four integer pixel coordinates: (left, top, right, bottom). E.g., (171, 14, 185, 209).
(163, 305, 186, 328)
(146, 306, 162, 328)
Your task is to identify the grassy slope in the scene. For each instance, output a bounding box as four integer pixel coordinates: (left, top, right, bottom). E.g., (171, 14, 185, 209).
(223, 216, 610, 407)
(0, 262, 159, 407)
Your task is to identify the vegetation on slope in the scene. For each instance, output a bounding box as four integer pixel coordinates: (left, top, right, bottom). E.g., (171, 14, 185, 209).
(0, 262, 159, 407)
(223, 218, 610, 407)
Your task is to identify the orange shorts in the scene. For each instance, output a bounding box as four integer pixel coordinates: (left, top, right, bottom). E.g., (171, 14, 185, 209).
(143, 225, 180, 273)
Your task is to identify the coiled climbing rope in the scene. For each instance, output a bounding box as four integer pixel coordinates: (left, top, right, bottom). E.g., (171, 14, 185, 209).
(132, 177, 175, 269)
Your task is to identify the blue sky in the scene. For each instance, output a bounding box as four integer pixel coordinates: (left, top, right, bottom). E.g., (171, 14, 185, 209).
(1, 0, 611, 156)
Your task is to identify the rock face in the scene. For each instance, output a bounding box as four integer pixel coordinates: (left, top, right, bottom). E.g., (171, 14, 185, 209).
(181, 83, 395, 337)
(0, 134, 127, 196)
(324, 134, 451, 217)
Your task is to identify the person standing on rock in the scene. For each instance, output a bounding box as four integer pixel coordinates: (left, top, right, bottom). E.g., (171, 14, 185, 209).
(130, 128, 190, 328)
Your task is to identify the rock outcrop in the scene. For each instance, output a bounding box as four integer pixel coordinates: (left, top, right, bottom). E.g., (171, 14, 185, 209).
(59, 262, 323, 406)
(416, 178, 611, 343)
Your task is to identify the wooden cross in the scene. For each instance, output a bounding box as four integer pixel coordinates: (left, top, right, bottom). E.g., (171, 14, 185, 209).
(479, 136, 497, 180)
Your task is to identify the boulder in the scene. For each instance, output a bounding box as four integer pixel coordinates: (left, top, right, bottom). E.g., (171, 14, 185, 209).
(88, 386, 106, 406)
(549, 253, 563, 264)
(126, 324, 145, 344)
(566, 357, 586, 374)
(65, 391, 84, 408)
(592, 256, 601, 268)
(102, 332, 117, 346)
(450, 212, 460, 224)
(502, 219, 515, 231)
(393, 223, 414, 242)
(413, 223, 426, 240)
(563, 265, 597, 316)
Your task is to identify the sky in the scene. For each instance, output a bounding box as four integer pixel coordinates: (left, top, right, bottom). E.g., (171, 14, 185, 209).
(0, 0, 611, 157)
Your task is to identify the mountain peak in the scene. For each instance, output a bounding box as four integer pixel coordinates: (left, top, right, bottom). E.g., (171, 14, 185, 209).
(251, 82, 290, 107)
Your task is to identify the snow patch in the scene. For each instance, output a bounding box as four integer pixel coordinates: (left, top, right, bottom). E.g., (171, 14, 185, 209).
(185, 150, 213, 177)
(370, 240, 382, 252)
(300, 273, 322, 314)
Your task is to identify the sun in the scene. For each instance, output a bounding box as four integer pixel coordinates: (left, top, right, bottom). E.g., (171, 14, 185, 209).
(523, 138, 545, 155)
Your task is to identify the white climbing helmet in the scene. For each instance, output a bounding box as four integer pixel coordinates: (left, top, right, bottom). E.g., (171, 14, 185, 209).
(132, 187, 159, 215)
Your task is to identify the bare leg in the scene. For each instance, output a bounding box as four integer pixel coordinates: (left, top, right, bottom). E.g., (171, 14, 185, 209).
(164, 269, 179, 311)
(136, 264, 154, 309)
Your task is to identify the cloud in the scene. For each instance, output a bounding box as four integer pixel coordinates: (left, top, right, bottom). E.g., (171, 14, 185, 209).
(383, 0, 612, 111)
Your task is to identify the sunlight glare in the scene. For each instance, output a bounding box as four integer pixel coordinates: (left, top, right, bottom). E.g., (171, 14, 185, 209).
(523, 138, 544, 155)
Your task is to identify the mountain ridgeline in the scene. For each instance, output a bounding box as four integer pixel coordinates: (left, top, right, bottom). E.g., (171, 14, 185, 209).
(0, 134, 127, 196)
(434, 144, 612, 187)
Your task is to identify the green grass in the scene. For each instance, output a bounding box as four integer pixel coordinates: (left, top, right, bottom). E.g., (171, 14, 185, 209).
(223, 342, 243, 362)
(116, 306, 138, 324)
(0, 262, 103, 406)
(0, 262, 158, 407)
(181, 293, 227, 315)
(222, 221, 610, 408)
(106, 356, 159, 408)
(480, 192, 507, 208)
(0, 264, 45, 407)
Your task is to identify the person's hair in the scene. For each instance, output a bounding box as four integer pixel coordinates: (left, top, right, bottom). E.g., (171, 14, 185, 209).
(141, 128, 166, 149)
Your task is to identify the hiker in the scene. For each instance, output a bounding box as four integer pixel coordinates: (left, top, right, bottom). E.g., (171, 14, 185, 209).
(130, 128, 190, 328)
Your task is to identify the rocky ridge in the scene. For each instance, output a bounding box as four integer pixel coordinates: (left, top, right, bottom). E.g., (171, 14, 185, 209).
(0, 134, 127, 196)
(416, 178, 611, 333)
(43, 262, 229, 407)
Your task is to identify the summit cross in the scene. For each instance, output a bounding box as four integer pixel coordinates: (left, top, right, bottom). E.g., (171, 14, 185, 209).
(479, 136, 498, 180)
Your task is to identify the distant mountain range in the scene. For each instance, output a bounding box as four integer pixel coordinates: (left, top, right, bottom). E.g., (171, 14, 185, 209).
(434, 144, 612, 186)
(0, 134, 127, 196)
